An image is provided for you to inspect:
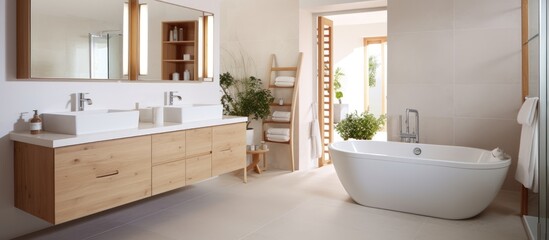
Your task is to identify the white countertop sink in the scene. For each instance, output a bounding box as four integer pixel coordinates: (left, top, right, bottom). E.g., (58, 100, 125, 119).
(42, 109, 139, 135)
(164, 104, 223, 123)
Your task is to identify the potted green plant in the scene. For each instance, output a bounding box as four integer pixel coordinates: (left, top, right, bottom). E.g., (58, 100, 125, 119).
(335, 110, 386, 140)
(333, 67, 349, 123)
(220, 72, 274, 144)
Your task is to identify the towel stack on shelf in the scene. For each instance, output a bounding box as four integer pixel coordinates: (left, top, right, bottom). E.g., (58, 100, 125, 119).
(272, 111, 291, 122)
(274, 76, 295, 87)
(266, 128, 290, 142)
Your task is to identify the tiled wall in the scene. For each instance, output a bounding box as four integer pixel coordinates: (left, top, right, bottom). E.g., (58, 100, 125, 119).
(387, 0, 522, 190)
(220, 0, 300, 170)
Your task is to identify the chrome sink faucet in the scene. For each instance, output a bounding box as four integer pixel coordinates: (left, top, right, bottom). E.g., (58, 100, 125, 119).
(168, 91, 182, 106)
(400, 108, 419, 143)
(78, 93, 93, 111)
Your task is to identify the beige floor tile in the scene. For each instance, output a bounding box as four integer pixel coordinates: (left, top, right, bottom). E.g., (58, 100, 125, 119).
(16, 165, 528, 240)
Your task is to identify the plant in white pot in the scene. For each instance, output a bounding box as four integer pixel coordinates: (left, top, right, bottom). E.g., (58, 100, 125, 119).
(333, 67, 349, 123)
(220, 72, 274, 145)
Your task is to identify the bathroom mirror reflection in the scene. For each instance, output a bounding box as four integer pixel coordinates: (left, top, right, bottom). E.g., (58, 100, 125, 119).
(30, 0, 126, 79)
(24, 0, 214, 81)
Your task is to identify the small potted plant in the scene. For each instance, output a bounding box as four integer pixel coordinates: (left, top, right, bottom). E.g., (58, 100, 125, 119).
(220, 72, 274, 144)
(333, 67, 349, 123)
(335, 110, 386, 140)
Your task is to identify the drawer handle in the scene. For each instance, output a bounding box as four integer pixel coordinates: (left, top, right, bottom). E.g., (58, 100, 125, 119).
(221, 148, 231, 152)
(96, 170, 119, 178)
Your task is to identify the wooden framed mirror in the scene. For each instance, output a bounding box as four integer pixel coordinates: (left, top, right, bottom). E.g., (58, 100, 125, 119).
(16, 0, 214, 82)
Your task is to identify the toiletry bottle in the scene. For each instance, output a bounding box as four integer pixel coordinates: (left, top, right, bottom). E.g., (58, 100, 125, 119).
(278, 98, 284, 106)
(184, 69, 190, 80)
(178, 27, 184, 41)
(172, 72, 180, 81)
(30, 110, 42, 135)
(173, 26, 178, 41)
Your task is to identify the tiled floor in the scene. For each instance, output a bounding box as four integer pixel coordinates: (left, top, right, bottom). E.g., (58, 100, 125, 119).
(17, 165, 527, 240)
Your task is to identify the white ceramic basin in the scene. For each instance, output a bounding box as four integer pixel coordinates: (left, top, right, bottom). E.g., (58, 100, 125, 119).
(42, 109, 139, 135)
(164, 104, 223, 123)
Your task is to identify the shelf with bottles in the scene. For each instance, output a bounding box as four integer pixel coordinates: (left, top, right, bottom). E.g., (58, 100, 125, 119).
(161, 21, 197, 80)
(162, 62, 195, 81)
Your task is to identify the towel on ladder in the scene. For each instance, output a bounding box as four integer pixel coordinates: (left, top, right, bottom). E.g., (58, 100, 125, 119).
(515, 97, 539, 192)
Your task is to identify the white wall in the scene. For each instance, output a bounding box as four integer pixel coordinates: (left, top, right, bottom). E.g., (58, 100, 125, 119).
(386, 0, 522, 190)
(220, 0, 300, 170)
(0, 0, 220, 239)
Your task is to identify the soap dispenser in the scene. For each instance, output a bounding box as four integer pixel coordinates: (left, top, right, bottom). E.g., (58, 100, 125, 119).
(30, 110, 42, 135)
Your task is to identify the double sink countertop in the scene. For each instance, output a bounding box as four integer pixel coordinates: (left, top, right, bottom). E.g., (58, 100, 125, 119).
(10, 116, 247, 148)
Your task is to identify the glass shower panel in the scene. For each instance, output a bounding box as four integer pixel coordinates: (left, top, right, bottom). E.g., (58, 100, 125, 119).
(90, 33, 124, 79)
(539, 0, 547, 239)
(108, 34, 124, 79)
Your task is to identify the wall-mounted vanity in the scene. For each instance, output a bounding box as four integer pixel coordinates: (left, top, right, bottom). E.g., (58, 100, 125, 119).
(12, 118, 247, 224)
(16, 0, 214, 81)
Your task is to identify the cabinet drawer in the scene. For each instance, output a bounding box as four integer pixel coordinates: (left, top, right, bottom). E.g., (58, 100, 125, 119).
(152, 131, 186, 166)
(186, 154, 211, 185)
(212, 123, 246, 176)
(152, 159, 186, 195)
(186, 127, 212, 157)
(54, 136, 151, 224)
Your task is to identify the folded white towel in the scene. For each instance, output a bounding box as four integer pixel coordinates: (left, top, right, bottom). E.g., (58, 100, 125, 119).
(275, 76, 295, 82)
(267, 134, 290, 142)
(274, 82, 295, 87)
(266, 128, 290, 136)
(517, 97, 539, 126)
(272, 111, 291, 118)
(272, 117, 290, 122)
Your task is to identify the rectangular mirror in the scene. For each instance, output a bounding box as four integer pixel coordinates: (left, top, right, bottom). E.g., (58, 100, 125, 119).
(17, 0, 214, 82)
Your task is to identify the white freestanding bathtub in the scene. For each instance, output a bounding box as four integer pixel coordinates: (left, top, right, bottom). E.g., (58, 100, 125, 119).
(329, 140, 511, 219)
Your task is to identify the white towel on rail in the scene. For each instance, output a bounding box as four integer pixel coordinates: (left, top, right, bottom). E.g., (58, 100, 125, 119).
(311, 103, 323, 159)
(515, 97, 539, 192)
(275, 76, 295, 82)
(517, 97, 538, 125)
(267, 134, 290, 142)
(267, 128, 290, 136)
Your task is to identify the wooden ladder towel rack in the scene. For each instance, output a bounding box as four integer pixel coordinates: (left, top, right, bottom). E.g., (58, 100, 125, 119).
(263, 53, 303, 172)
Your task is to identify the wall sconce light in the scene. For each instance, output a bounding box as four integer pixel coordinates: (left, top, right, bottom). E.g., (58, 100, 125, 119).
(123, 3, 129, 76)
(139, 4, 148, 76)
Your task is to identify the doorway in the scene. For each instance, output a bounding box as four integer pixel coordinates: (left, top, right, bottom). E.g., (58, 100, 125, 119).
(317, 10, 388, 154)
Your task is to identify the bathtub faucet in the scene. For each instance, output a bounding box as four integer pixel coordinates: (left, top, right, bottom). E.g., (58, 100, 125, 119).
(400, 108, 419, 143)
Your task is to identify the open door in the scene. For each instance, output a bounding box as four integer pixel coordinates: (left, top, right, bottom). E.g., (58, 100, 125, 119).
(317, 16, 334, 167)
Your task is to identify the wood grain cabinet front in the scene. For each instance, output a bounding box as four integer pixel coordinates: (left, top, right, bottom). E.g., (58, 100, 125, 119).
(212, 123, 246, 176)
(151, 131, 187, 195)
(15, 136, 152, 224)
(185, 127, 212, 184)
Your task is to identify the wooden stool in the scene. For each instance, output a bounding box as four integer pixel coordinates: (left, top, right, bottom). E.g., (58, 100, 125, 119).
(246, 149, 268, 174)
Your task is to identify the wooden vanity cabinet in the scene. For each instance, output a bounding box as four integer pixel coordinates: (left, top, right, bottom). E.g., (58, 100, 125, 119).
(14, 122, 246, 224)
(15, 136, 152, 224)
